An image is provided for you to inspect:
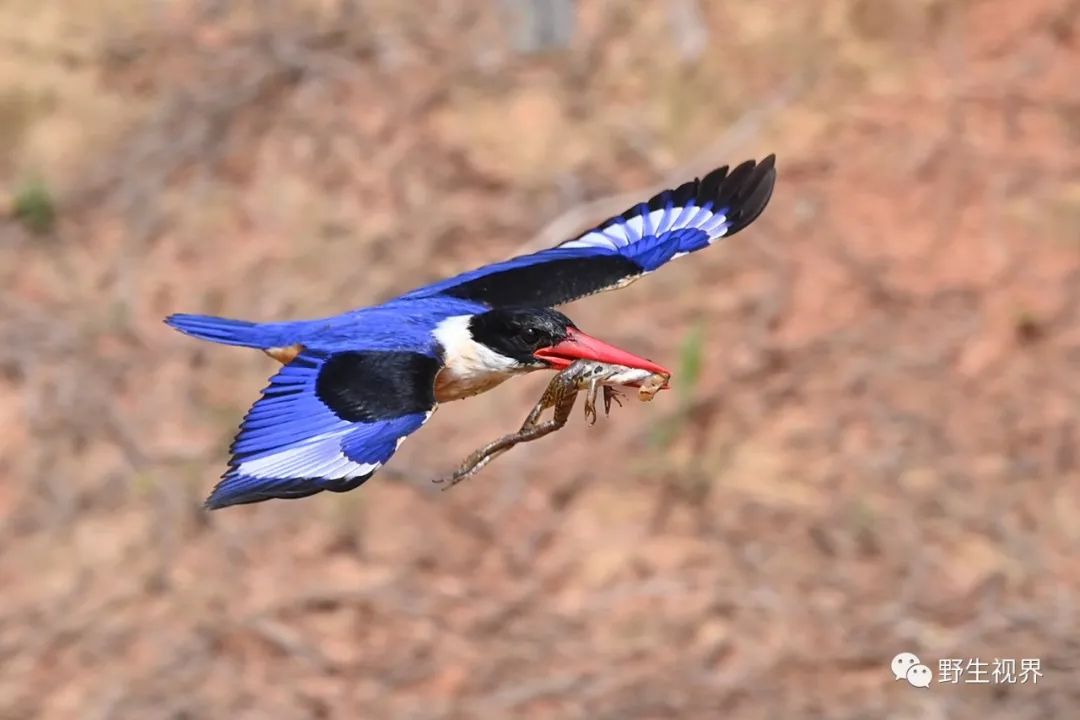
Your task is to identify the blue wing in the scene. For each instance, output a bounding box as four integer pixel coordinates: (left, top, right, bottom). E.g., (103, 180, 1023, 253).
(206, 349, 437, 509)
(401, 155, 776, 308)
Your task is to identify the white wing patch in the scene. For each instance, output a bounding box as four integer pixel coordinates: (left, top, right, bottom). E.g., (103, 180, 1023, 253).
(558, 205, 728, 252)
(238, 428, 380, 480)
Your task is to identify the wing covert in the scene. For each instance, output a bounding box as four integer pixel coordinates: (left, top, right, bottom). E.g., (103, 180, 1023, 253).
(206, 349, 438, 508)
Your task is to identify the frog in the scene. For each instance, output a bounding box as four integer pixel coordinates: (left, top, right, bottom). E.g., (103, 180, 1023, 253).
(435, 359, 671, 489)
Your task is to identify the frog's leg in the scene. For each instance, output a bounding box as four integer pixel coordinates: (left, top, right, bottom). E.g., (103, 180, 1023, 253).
(435, 370, 582, 490)
(603, 386, 625, 415)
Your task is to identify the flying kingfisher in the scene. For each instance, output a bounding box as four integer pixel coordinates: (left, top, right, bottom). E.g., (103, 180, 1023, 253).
(167, 155, 777, 508)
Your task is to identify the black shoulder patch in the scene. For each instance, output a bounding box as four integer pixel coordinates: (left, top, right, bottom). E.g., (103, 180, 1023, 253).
(315, 351, 440, 422)
(443, 255, 644, 307)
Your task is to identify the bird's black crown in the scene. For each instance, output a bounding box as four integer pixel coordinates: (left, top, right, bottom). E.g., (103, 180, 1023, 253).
(468, 307, 574, 364)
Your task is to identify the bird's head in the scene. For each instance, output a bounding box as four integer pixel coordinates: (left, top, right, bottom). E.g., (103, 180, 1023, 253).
(464, 307, 669, 375)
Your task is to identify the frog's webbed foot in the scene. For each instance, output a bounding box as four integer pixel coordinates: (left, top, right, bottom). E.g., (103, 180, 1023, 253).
(583, 378, 602, 426)
(603, 386, 625, 415)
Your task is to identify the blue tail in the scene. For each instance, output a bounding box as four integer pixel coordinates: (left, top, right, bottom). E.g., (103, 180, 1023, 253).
(165, 313, 283, 349)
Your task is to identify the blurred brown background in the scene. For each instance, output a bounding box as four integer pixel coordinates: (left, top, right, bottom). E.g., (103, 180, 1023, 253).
(1, 0, 1078, 718)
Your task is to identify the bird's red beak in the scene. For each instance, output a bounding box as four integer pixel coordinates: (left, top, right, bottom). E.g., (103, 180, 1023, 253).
(534, 327, 671, 378)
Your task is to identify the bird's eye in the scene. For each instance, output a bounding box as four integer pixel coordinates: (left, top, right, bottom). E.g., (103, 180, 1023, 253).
(519, 327, 542, 345)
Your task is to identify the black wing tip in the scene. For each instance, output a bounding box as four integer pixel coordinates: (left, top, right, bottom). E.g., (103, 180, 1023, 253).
(203, 493, 230, 510)
(635, 155, 777, 235)
(203, 485, 319, 510)
(203, 472, 375, 509)
(704, 154, 776, 237)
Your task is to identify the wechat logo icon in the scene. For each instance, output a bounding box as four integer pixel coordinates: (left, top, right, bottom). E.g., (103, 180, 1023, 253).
(892, 652, 932, 688)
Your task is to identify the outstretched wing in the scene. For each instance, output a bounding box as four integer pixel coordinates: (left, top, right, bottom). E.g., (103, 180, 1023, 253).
(403, 155, 776, 308)
(206, 349, 439, 509)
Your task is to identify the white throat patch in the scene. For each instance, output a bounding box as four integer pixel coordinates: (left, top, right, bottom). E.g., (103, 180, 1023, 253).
(432, 315, 523, 402)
